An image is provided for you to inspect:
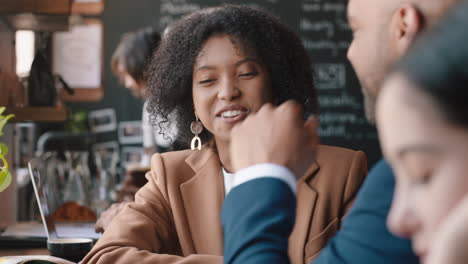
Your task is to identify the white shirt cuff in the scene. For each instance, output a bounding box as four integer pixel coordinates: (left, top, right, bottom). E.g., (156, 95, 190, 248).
(231, 163, 297, 195)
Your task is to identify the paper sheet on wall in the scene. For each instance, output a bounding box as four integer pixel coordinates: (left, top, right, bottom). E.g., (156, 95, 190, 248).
(53, 23, 102, 89)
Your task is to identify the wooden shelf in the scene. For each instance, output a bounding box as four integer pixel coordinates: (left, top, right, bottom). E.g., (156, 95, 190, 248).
(4, 13, 70, 31)
(72, 0, 104, 15)
(0, 0, 73, 31)
(4, 106, 68, 122)
(0, 0, 72, 15)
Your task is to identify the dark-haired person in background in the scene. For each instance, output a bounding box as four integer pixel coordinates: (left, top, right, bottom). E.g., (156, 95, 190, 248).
(110, 27, 178, 161)
(94, 27, 178, 233)
(376, 3, 468, 263)
(83, 5, 367, 264)
(222, 0, 464, 263)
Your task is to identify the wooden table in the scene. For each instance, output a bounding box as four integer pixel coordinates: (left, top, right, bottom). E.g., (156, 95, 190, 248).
(0, 248, 48, 257)
(0, 248, 75, 264)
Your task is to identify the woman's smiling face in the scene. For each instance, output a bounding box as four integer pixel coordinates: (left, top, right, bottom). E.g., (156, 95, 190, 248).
(192, 34, 272, 143)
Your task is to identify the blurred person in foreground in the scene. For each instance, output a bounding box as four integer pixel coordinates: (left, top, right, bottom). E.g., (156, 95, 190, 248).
(377, 3, 468, 263)
(221, 0, 463, 263)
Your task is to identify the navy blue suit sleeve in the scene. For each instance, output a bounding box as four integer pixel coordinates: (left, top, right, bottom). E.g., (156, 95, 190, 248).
(222, 178, 296, 264)
(313, 160, 419, 264)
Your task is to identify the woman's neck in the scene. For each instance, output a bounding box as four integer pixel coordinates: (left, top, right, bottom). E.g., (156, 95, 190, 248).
(214, 138, 233, 173)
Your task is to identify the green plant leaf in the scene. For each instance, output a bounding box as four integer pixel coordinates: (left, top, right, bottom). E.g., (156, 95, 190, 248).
(0, 169, 12, 192)
(0, 153, 7, 169)
(0, 143, 8, 156)
(0, 106, 14, 192)
(0, 113, 14, 136)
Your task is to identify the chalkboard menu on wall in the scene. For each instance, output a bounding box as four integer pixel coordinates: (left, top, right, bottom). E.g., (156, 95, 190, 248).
(158, 0, 381, 166)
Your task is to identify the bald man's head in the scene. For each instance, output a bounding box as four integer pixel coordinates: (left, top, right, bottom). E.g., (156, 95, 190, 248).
(413, 0, 459, 25)
(347, 0, 460, 123)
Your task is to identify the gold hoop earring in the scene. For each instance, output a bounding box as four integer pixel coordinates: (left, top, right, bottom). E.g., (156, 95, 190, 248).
(190, 113, 203, 150)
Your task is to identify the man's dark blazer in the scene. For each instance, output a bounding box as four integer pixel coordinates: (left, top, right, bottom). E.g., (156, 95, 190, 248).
(222, 160, 419, 264)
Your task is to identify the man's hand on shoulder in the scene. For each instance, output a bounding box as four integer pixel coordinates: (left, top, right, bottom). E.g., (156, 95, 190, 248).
(230, 101, 319, 178)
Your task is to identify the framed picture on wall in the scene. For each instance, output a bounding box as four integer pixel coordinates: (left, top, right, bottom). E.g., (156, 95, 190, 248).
(118, 121, 143, 144)
(89, 109, 117, 133)
(52, 18, 104, 102)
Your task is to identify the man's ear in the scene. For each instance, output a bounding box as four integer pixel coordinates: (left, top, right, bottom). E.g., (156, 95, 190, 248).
(390, 4, 424, 56)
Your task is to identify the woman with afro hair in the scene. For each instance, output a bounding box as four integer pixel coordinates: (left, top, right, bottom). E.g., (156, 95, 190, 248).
(83, 5, 367, 264)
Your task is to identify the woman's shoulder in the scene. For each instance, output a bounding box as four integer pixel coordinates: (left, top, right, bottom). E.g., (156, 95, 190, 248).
(316, 144, 367, 164)
(303, 144, 368, 185)
(156, 147, 215, 166)
(158, 148, 193, 161)
(149, 147, 216, 183)
(150, 148, 193, 171)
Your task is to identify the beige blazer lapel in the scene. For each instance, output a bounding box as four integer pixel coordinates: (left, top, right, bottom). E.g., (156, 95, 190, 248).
(181, 147, 224, 255)
(289, 162, 319, 264)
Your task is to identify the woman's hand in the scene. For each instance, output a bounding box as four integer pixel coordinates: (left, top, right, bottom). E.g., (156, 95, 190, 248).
(95, 202, 129, 233)
(427, 194, 468, 264)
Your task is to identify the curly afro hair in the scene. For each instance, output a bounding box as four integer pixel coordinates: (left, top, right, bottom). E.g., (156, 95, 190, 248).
(146, 4, 317, 148)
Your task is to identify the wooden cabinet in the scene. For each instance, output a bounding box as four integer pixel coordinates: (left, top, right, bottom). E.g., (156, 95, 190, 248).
(0, 16, 69, 122)
(0, 0, 104, 116)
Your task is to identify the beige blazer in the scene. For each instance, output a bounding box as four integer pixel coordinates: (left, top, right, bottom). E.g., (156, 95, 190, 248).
(83, 145, 367, 264)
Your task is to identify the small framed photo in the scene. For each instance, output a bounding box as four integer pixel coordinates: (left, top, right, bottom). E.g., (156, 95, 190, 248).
(121, 147, 144, 167)
(89, 108, 117, 133)
(118, 121, 143, 144)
